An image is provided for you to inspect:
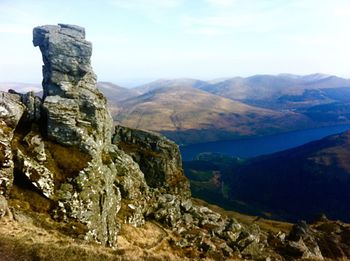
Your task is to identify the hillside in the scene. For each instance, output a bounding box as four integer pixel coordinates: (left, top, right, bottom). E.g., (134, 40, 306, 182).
(97, 82, 138, 115)
(133, 78, 208, 95)
(97, 82, 138, 102)
(198, 74, 350, 105)
(113, 85, 308, 144)
(110, 74, 350, 144)
(224, 130, 350, 222)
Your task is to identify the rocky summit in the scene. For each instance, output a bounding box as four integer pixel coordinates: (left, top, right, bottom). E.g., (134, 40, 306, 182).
(0, 24, 350, 260)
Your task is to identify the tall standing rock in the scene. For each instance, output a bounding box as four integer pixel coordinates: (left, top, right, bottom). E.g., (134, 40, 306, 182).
(32, 24, 120, 246)
(33, 24, 112, 152)
(29, 23, 193, 248)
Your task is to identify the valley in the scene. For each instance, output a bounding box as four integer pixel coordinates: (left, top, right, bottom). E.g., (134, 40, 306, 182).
(180, 124, 350, 160)
(184, 130, 350, 224)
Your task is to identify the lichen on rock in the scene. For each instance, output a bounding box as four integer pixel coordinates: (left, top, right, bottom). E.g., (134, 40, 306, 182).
(113, 125, 191, 198)
(0, 92, 25, 196)
(33, 23, 112, 152)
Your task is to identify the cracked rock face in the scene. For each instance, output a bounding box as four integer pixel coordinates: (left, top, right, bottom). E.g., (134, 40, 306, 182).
(32, 24, 120, 246)
(113, 125, 191, 198)
(33, 24, 112, 152)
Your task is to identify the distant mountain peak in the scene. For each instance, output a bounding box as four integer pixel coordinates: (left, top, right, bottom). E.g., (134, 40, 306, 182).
(302, 73, 333, 81)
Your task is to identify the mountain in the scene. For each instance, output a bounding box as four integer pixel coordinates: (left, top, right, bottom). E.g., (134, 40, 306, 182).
(224, 130, 350, 222)
(133, 78, 209, 95)
(97, 82, 138, 115)
(111, 74, 350, 144)
(113, 85, 308, 144)
(196, 74, 350, 111)
(97, 81, 138, 102)
(198, 74, 350, 104)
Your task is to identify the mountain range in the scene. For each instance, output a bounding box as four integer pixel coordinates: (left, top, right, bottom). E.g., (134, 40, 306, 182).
(2, 73, 350, 144)
(110, 74, 350, 144)
(113, 85, 308, 144)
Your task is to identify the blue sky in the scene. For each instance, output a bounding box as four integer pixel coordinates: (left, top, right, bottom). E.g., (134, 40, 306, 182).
(1, 0, 350, 86)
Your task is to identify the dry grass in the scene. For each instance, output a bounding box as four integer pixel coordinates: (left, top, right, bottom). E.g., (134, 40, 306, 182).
(114, 86, 282, 132)
(45, 141, 92, 185)
(0, 199, 219, 261)
(0, 217, 119, 261)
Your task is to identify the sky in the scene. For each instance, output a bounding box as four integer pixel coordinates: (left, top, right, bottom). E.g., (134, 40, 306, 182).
(1, 0, 350, 87)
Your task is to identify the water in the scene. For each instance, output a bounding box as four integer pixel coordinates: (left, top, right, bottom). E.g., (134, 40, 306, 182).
(180, 124, 350, 161)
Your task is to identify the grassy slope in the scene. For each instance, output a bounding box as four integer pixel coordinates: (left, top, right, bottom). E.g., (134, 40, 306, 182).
(113, 86, 308, 144)
(184, 131, 350, 223)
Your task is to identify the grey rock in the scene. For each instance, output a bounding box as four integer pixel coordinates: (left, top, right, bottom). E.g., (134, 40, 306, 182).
(33, 24, 112, 153)
(283, 239, 323, 260)
(183, 213, 193, 225)
(218, 242, 234, 257)
(19, 91, 41, 122)
(153, 194, 182, 227)
(0, 92, 24, 128)
(282, 222, 324, 260)
(32, 24, 119, 246)
(113, 125, 191, 198)
(23, 131, 46, 162)
(55, 156, 122, 246)
(288, 220, 309, 241)
(0, 194, 9, 218)
(15, 149, 54, 198)
(180, 198, 192, 212)
(0, 92, 25, 196)
(236, 224, 261, 250)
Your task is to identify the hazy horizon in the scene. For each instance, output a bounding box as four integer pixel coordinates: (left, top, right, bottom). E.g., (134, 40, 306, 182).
(1, 0, 350, 85)
(1, 72, 349, 89)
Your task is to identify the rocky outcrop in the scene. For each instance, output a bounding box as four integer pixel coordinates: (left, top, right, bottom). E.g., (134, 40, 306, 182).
(33, 24, 112, 151)
(26, 24, 121, 246)
(18, 23, 193, 248)
(268, 216, 350, 260)
(113, 125, 190, 198)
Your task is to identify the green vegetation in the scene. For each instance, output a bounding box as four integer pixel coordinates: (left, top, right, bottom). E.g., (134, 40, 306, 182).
(183, 152, 249, 212)
(185, 169, 213, 182)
